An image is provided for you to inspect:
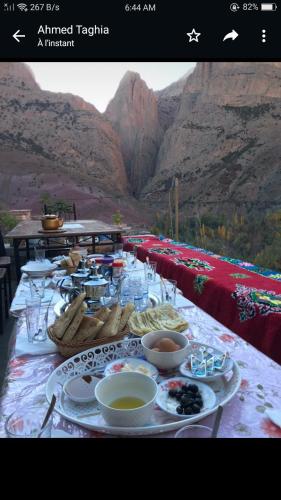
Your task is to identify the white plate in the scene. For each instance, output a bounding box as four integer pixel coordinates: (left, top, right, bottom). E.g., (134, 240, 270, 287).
(156, 377, 216, 419)
(104, 357, 159, 380)
(21, 261, 57, 277)
(265, 409, 281, 428)
(46, 338, 241, 436)
(63, 375, 99, 403)
(179, 341, 234, 381)
(87, 254, 105, 259)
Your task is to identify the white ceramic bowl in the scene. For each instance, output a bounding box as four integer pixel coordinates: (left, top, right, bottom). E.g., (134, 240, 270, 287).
(141, 330, 189, 370)
(63, 375, 99, 403)
(95, 372, 158, 427)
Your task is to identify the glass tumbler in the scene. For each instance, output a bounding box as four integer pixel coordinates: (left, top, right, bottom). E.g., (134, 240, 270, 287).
(175, 425, 213, 438)
(25, 297, 41, 343)
(160, 279, 177, 305)
(144, 261, 157, 283)
(5, 405, 53, 438)
(114, 243, 124, 258)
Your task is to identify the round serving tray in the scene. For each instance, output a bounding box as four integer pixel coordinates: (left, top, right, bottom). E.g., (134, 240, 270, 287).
(46, 338, 241, 436)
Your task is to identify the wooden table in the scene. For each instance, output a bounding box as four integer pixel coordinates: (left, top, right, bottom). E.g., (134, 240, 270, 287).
(6, 219, 126, 282)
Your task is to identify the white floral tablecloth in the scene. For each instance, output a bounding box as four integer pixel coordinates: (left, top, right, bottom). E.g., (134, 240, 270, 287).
(1, 267, 281, 438)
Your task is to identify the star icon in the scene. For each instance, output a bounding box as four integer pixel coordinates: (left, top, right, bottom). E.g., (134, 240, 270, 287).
(186, 29, 201, 42)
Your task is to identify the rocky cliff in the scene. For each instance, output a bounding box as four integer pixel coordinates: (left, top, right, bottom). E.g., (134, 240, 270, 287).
(156, 69, 194, 132)
(0, 63, 150, 223)
(105, 71, 162, 195)
(143, 62, 281, 217)
(1, 62, 281, 227)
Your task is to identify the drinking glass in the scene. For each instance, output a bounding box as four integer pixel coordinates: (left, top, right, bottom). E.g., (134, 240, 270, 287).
(25, 297, 41, 343)
(126, 251, 137, 269)
(131, 279, 144, 312)
(141, 279, 149, 309)
(144, 261, 157, 283)
(160, 279, 177, 305)
(5, 405, 53, 438)
(34, 306, 49, 342)
(34, 248, 46, 261)
(114, 243, 124, 259)
(175, 425, 213, 438)
(29, 278, 46, 299)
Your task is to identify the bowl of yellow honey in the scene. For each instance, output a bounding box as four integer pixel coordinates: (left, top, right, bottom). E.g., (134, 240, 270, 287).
(95, 372, 158, 427)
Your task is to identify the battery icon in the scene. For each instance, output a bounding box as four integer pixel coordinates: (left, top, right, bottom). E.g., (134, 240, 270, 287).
(261, 3, 278, 10)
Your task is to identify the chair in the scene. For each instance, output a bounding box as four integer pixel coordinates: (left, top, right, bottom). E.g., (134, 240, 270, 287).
(43, 202, 77, 221)
(0, 268, 8, 335)
(0, 231, 12, 306)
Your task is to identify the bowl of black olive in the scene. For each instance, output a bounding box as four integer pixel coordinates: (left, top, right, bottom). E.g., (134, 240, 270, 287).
(156, 377, 216, 418)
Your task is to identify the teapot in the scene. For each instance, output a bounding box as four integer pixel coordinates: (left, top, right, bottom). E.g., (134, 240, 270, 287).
(41, 214, 60, 231)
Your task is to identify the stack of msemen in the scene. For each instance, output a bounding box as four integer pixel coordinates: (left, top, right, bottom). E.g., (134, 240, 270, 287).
(128, 304, 189, 336)
(48, 293, 135, 357)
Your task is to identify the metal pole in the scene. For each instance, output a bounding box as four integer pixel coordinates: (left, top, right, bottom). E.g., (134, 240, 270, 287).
(175, 177, 179, 241)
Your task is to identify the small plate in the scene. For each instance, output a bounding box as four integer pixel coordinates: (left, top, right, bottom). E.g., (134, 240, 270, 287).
(179, 342, 234, 381)
(63, 375, 99, 403)
(265, 409, 281, 429)
(156, 377, 216, 419)
(104, 357, 159, 380)
(21, 261, 57, 277)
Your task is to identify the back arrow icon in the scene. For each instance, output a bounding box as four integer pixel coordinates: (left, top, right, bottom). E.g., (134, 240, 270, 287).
(223, 29, 239, 41)
(13, 30, 26, 42)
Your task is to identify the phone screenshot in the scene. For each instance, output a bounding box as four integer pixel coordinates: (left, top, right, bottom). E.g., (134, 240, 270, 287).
(0, 1, 281, 442)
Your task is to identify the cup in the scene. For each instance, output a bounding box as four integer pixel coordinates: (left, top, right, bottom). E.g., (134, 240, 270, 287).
(114, 243, 124, 259)
(126, 251, 136, 269)
(144, 261, 157, 283)
(175, 425, 213, 438)
(25, 297, 41, 343)
(29, 278, 46, 299)
(160, 279, 177, 305)
(5, 405, 53, 438)
(34, 248, 46, 262)
(34, 306, 49, 342)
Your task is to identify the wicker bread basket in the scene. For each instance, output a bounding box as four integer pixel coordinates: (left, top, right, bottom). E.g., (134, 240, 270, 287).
(48, 323, 130, 358)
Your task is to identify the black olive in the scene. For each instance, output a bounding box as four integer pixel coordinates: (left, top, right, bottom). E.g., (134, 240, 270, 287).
(189, 385, 199, 394)
(176, 406, 184, 414)
(192, 404, 201, 414)
(181, 385, 189, 394)
(184, 406, 193, 415)
(181, 395, 193, 407)
(168, 389, 177, 398)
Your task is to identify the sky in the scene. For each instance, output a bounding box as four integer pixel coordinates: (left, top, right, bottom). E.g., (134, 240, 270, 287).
(27, 62, 195, 112)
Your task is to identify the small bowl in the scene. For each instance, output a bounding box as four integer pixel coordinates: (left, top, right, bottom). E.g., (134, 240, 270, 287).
(95, 372, 158, 427)
(141, 330, 189, 370)
(63, 375, 99, 403)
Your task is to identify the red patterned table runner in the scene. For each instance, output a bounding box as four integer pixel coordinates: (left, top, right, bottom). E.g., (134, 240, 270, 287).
(123, 235, 281, 365)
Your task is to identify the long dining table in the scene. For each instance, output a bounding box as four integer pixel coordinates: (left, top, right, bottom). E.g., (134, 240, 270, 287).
(0, 258, 281, 438)
(6, 219, 126, 283)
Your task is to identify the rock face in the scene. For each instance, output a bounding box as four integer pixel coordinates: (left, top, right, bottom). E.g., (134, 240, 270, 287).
(0, 62, 40, 90)
(1, 62, 281, 226)
(143, 62, 281, 217)
(105, 71, 162, 195)
(0, 63, 145, 222)
(156, 69, 194, 131)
